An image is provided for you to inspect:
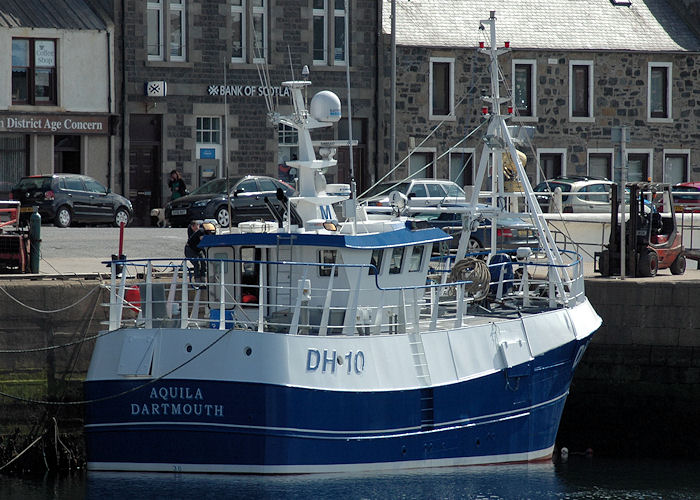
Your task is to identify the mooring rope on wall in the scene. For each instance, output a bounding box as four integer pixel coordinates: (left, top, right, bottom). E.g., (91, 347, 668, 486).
(0, 283, 103, 314)
(0, 326, 234, 407)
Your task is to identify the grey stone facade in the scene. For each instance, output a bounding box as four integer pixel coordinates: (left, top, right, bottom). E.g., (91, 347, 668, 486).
(110, 0, 379, 223)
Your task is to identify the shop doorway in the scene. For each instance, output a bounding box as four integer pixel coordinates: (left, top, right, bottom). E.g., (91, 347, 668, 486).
(54, 135, 81, 174)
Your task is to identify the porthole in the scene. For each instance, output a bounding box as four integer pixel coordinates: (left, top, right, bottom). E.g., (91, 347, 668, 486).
(185, 344, 192, 353)
(245, 346, 252, 356)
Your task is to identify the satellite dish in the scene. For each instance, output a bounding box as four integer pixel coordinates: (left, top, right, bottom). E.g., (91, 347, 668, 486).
(389, 190, 408, 211)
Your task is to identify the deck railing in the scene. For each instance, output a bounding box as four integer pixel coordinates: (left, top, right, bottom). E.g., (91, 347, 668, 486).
(103, 250, 585, 335)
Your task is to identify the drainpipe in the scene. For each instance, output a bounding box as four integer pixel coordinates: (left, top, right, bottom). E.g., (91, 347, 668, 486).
(107, 30, 112, 190)
(120, 0, 127, 195)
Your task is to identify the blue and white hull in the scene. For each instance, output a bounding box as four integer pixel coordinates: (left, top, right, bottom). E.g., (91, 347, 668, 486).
(85, 301, 599, 473)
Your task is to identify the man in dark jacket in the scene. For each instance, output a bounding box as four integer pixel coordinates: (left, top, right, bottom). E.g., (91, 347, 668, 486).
(185, 220, 212, 282)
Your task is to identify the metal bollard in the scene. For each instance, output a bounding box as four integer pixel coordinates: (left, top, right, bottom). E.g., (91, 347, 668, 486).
(29, 207, 41, 273)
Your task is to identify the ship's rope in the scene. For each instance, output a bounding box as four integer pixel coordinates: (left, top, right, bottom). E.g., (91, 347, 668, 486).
(0, 326, 235, 407)
(447, 257, 491, 301)
(0, 283, 103, 314)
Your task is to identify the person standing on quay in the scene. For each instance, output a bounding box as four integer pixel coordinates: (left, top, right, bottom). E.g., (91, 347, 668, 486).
(168, 169, 187, 200)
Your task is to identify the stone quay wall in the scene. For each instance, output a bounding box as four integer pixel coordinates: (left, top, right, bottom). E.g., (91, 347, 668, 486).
(0, 277, 698, 458)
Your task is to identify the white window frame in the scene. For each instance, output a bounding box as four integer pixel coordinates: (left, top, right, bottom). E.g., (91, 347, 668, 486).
(536, 148, 568, 184)
(448, 148, 476, 187)
(252, 0, 267, 64)
(625, 148, 654, 182)
(313, 0, 347, 67)
(662, 149, 690, 184)
(587, 148, 614, 180)
(409, 147, 437, 180)
(647, 62, 672, 123)
(332, 1, 347, 66)
(147, 0, 164, 61)
(429, 57, 455, 121)
(569, 60, 594, 122)
(512, 59, 537, 122)
(312, 0, 327, 65)
(231, 1, 246, 63)
(169, 0, 186, 62)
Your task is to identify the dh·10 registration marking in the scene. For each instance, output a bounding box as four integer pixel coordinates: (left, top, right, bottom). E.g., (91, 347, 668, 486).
(306, 348, 365, 374)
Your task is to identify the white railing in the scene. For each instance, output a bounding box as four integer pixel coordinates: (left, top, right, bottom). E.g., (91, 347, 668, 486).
(103, 252, 586, 334)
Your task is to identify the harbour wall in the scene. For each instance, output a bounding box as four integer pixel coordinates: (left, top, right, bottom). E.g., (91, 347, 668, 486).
(0, 278, 698, 459)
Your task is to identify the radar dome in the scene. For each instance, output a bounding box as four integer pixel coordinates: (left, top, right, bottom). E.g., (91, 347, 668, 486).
(310, 91, 341, 123)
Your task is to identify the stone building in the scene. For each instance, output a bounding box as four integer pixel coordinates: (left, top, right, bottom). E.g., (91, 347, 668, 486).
(0, 1, 117, 199)
(104, 0, 379, 225)
(378, 0, 700, 189)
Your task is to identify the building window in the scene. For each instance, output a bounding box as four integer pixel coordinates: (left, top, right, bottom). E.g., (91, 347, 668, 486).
(513, 60, 536, 118)
(313, 0, 347, 66)
(12, 39, 56, 105)
(148, 0, 186, 62)
(663, 152, 689, 184)
(0, 135, 28, 198)
(648, 63, 672, 121)
(588, 151, 613, 179)
(449, 150, 474, 188)
(569, 61, 593, 120)
(231, 0, 267, 63)
(409, 150, 435, 179)
(196, 117, 221, 144)
(430, 58, 454, 118)
(537, 149, 566, 183)
(627, 152, 651, 182)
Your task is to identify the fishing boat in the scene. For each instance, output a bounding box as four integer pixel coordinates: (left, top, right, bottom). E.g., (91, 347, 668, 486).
(84, 13, 601, 473)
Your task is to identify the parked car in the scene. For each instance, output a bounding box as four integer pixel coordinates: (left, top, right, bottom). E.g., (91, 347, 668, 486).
(672, 182, 700, 213)
(534, 176, 613, 213)
(416, 210, 538, 252)
(165, 176, 297, 227)
(11, 174, 133, 228)
(362, 179, 466, 213)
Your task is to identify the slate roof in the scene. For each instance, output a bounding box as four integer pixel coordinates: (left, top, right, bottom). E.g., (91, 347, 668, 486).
(382, 0, 700, 52)
(0, 0, 107, 30)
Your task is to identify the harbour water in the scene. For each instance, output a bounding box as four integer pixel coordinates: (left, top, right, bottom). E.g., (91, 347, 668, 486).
(1, 457, 699, 499)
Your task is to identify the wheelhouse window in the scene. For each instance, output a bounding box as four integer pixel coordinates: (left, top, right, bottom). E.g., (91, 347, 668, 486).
(430, 58, 454, 119)
(12, 39, 56, 105)
(369, 249, 383, 275)
(513, 60, 536, 118)
(319, 249, 338, 277)
(588, 152, 612, 179)
(240, 247, 260, 303)
(389, 247, 404, 274)
(148, 0, 186, 62)
(569, 61, 593, 120)
(313, 0, 347, 66)
(408, 246, 424, 272)
(648, 63, 672, 121)
(663, 152, 688, 184)
(231, 0, 267, 63)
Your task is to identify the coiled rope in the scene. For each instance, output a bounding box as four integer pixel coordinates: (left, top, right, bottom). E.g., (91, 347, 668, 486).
(448, 257, 491, 301)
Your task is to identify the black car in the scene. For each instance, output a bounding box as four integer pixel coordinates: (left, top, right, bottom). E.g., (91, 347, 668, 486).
(11, 174, 133, 228)
(165, 176, 297, 227)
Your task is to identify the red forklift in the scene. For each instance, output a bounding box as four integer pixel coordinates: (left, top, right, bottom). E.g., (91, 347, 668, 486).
(595, 182, 685, 277)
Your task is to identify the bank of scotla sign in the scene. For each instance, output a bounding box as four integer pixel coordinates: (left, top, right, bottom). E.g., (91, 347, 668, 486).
(208, 84, 290, 98)
(0, 113, 109, 135)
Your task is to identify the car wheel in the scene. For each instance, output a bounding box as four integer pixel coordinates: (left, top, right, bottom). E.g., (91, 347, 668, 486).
(114, 208, 130, 227)
(637, 249, 658, 277)
(215, 207, 230, 227)
(468, 237, 483, 251)
(670, 253, 686, 275)
(55, 206, 72, 228)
